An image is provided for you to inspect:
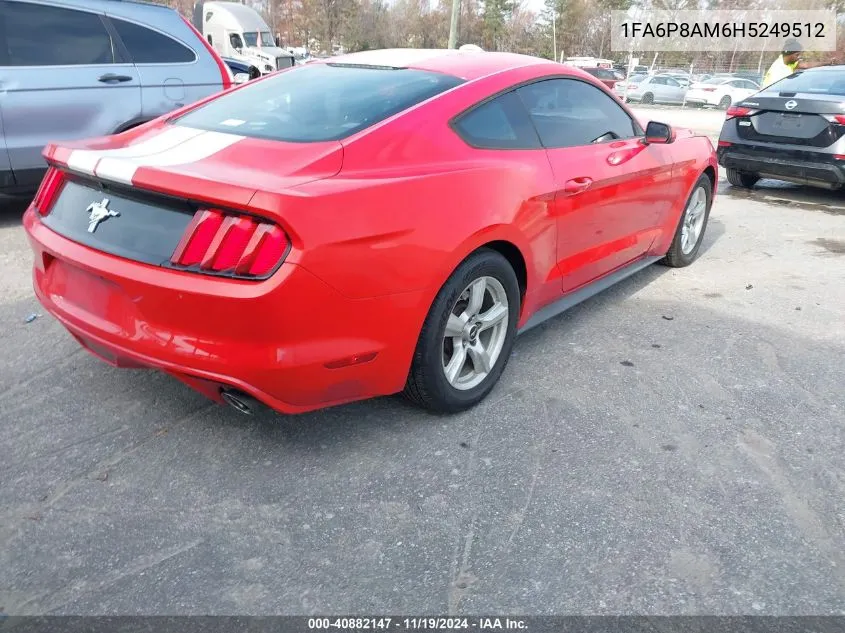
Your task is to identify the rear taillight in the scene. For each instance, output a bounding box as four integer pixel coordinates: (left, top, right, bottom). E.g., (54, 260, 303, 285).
(821, 114, 845, 125)
(702, 87, 717, 92)
(170, 208, 289, 278)
(32, 167, 66, 216)
(725, 106, 758, 120)
(180, 16, 233, 90)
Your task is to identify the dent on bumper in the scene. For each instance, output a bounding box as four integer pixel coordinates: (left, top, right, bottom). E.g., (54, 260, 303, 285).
(25, 208, 428, 414)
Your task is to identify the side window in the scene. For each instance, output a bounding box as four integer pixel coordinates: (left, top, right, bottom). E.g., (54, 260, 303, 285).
(111, 18, 196, 64)
(230, 33, 244, 49)
(666, 77, 681, 87)
(516, 78, 638, 149)
(3, 1, 114, 66)
(453, 91, 541, 150)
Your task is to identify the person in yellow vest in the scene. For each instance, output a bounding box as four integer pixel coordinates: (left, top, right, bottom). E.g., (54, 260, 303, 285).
(762, 39, 827, 88)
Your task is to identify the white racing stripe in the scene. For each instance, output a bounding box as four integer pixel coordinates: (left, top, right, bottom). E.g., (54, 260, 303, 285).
(66, 126, 203, 176)
(65, 126, 244, 185)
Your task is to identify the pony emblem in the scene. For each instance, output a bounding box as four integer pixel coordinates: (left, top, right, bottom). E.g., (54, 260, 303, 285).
(86, 198, 120, 233)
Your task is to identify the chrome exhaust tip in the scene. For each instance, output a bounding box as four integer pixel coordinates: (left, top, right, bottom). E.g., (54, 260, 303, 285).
(220, 388, 256, 415)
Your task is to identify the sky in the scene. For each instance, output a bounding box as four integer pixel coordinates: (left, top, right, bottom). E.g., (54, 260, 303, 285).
(524, 0, 547, 15)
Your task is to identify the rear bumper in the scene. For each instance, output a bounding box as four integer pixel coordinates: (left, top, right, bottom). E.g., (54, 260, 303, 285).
(24, 207, 427, 414)
(684, 94, 717, 106)
(717, 146, 845, 188)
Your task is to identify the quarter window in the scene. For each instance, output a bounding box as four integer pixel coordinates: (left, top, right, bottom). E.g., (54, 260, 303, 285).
(1, 1, 114, 66)
(453, 91, 541, 150)
(111, 18, 196, 64)
(516, 78, 638, 148)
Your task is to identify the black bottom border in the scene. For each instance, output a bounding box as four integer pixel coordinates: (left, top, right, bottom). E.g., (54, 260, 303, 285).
(2, 616, 845, 633)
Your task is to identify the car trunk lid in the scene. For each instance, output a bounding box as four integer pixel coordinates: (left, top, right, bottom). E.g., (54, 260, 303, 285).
(38, 125, 343, 275)
(733, 93, 845, 147)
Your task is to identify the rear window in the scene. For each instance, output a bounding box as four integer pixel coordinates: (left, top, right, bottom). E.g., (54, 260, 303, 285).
(174, 63, 464, 142)
(627, 74, 646, 84)
(766, 70, 845, 96)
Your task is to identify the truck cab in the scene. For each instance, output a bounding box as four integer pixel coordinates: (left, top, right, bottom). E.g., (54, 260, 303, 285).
(192, 1, 294, 74)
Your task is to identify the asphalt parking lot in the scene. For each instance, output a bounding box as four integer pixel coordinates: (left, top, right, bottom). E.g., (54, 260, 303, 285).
(2, 108, 844, 615)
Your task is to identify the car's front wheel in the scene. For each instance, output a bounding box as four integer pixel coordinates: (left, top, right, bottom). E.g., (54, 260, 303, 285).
(403, 249, 520, 413)
(641, 92, 654, 104)
(661, 174, 713, 268)
(726, 167, 759, 188)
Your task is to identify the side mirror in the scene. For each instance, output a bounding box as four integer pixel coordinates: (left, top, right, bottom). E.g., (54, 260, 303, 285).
(644, 121, 674, 144)
(233, 72, 250, 84)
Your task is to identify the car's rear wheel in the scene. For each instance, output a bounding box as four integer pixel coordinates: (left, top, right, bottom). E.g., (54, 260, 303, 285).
(661, 174, 712, 268)
(403, 249, 520, 413)
(719, 95, 732, 109)
(641, 92, 654, 104)
(726, 167, 759, 188)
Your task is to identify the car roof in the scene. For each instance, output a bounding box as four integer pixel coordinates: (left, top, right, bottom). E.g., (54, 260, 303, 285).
(28, 0, 186, 23)
(31, 0, 173, 11)
(794, 64, 845, 74)
(321, 48, 559, 81)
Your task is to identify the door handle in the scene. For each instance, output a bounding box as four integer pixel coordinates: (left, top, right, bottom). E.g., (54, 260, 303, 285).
(563, 177, 593, 194)
(98, 73, 133, 83)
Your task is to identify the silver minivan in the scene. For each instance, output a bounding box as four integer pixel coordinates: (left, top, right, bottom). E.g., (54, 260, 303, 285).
(0, 0, 233, 197)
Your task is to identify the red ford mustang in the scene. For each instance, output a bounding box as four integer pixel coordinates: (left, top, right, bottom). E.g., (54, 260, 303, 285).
(24, 49, 717, 416)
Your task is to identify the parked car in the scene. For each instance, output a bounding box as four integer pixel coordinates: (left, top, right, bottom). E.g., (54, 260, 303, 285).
(25, 49, 717, 415)
(0, 0, 233, 199)
(615, 73, 687, 104)
(221, 56, 261, 83)
(612, 73, 646, 98)
(718, 66, 845, 190)
(666, 73, 691, 88)
(732, 71, 763, 85)
(581, 66, 621, 89)
(685, 76, 760, 109)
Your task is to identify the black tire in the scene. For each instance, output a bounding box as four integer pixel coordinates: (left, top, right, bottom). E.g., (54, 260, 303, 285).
(726, 167, 759, 188)
(248, 66, 261, 80)
(403, 249, 520, 414)
(641, 92, 654, 105)
(719, 95, 732, 109)
(660, 174, 713, 268)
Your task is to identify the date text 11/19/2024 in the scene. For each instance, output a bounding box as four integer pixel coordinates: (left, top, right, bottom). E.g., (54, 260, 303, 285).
(307, 617, 528, 630)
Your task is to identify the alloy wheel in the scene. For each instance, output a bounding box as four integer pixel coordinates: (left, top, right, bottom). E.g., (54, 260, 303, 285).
(441, 276, 509, 391)
(681, 185, 708, 254)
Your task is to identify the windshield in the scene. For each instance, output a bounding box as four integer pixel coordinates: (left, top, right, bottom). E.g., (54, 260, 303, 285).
(765, 70, 845, 96)
(243, 31, 275, 47)
(174, 63, 464, 142)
